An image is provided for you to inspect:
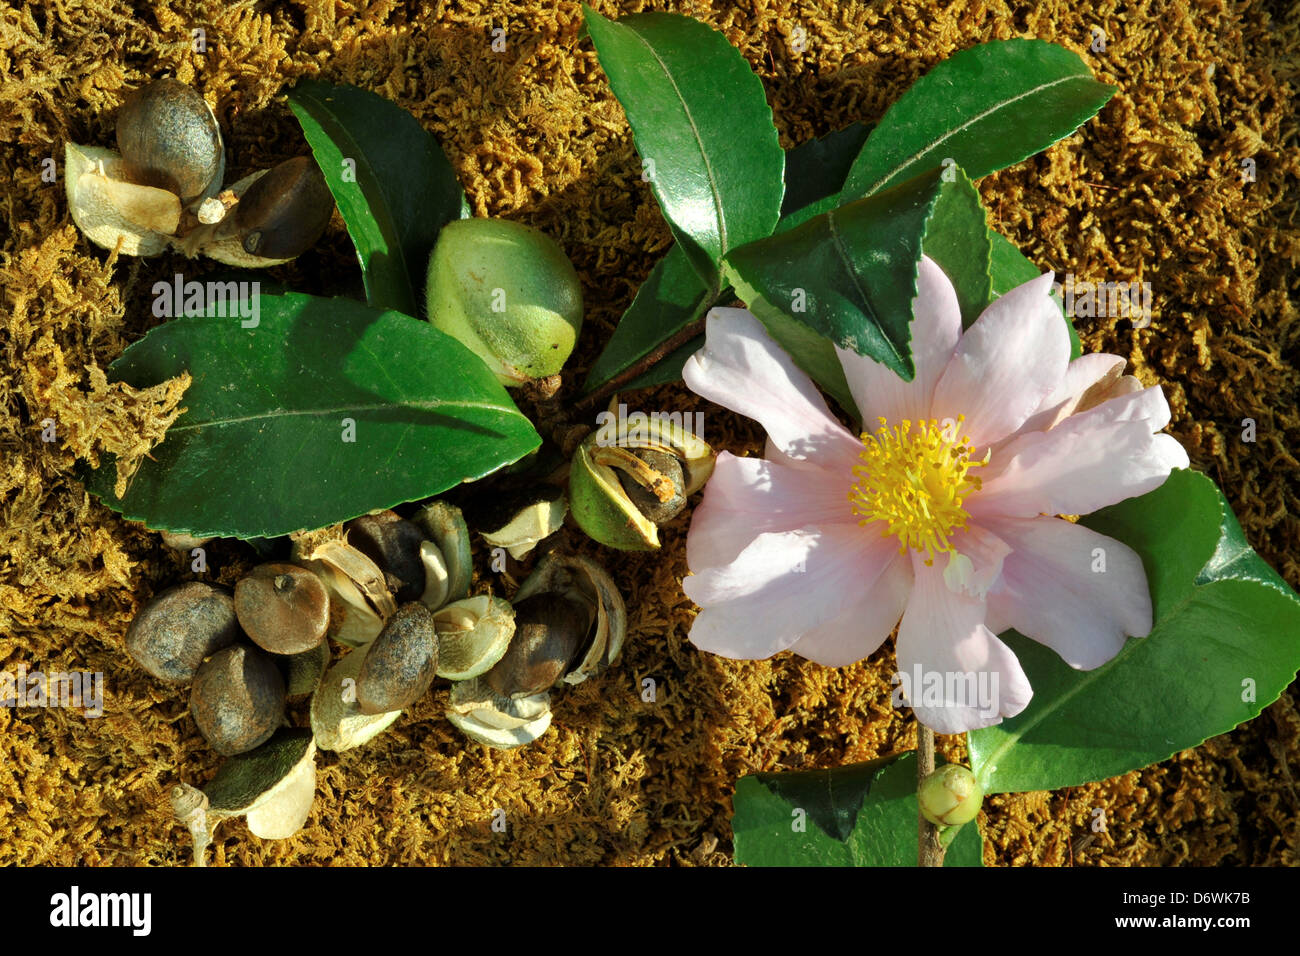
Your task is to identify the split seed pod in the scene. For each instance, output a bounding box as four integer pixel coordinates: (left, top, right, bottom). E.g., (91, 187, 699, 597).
(171, 728, 316, 865)
(569, 404, 714, 550)
(412, 500, 473, 608)
(234, 563, 330, 655)
(431, 595, 515, 681)
(511, 552, 626, 686)
(475, 486, 568, 561)
(189, 644, 287, 756)
(310, 647, 402, 752)
(355, 602, 438, 715)
(126, 581, 239, 683)
(484, 593, 588, 699)
(291, 535, 396, 648)
(345, 511, 429, 604)
(445, 677, 552, 750)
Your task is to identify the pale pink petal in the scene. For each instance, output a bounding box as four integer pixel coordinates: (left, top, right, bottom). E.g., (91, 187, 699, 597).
(971, 385, 1189, 519)
(895, 557, 1033, 733)
(929, 271, 1070, 448)
(686, 451, 855, 571)
(788, 552, 913, 666)
(1016, 352, 1127, 435)
(981, 516, 1151, 669)
(685, 525, 900, 660)
(684, 307, 860, 464)
(835, 256, 962, 426)
(941, 523, 1011, 600)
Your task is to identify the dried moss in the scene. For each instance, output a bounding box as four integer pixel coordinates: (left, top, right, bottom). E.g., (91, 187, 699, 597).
(0, 0, 1296, 866)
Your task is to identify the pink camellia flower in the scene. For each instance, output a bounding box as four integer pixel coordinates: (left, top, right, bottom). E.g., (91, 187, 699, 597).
(680, 257, 1189, 733)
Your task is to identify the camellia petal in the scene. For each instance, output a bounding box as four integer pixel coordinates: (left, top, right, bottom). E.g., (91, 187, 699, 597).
(683, 307, 860, 466)
(787, 552, 913, 666)
(835, 256, 962, 426)
(930, 271, 1070, 449)
(895, 557, 1033, 733)
(1016, 352, 1127, 435)
(982, 515, 1152, 669)
(686, 451, 856, 571)
(684, 526, 899, 660)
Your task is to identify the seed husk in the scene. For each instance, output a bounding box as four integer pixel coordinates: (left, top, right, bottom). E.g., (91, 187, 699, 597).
(484, 593, 589, 699)
(190, 645, 286, 756)
(126, 581, 240, 684)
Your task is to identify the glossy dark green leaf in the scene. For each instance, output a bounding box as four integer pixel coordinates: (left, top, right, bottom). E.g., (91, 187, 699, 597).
(288, 81, 467, 317)
(620, 333, 704, 391)
(582, 244, 711, 392)
(968, 470, 1300, 795)
(87, 292, 540, 539)
(841, 39, 1116, 200)
(732, 753, 983, 866)
(582, 125, 870, 395)
(987, 228, 1081, 358)
(725, 167, 990, 389)
(583, 6, 784, 290)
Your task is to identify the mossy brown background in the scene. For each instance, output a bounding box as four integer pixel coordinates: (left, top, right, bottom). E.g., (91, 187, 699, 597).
(1, 0, 1297, 866)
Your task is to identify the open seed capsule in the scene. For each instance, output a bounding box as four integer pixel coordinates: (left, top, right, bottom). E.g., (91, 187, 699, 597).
(126, 581, 239, 683)
(116, 78, 224, 203)
(412, 500, 472, 607)
(234, 563, 329, 655)
(446, 677, 552, 750)
(432, 595, 515, 681)
(569, 401, 715, 550)
(512, 552, 626, 685)
(484, 592, 588, 699)
(190, 645, 286, 756)
(291, 535, 396, 648)
(355, 602, 438, 715)
(345, 511, 428, 604)
(310, 648, 403, 752)
(475, 485, 568, 561)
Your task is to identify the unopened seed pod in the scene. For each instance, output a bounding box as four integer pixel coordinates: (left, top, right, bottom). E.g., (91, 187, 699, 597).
(116, 78, 224, 203)
(918, 764, 984, 826)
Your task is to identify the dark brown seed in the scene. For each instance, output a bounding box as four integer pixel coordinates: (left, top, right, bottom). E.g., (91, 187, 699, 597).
(234, 563, 329, 655)
(356, 603, 438, 715)
(346, 512, 427, 603)
(617, 448, 686, 524)
(126, 582, 239, 684)
(485, 593, 589, 699)
(116, 78, 222, 201)
(190, 645, 286, 756)
(233, 156, 333, 259)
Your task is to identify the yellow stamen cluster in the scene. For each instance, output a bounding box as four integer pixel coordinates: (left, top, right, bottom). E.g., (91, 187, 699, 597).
(849, 415, 987, 566)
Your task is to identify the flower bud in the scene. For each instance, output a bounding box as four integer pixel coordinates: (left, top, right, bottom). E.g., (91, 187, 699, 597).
(424, 217, 582, 387)
(917, 764, 983, 826)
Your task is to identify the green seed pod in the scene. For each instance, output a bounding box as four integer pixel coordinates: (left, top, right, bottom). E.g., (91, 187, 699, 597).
(424, 217, 583, 387)
(569, 404, 715, 551)
(918, 764, 984, 826)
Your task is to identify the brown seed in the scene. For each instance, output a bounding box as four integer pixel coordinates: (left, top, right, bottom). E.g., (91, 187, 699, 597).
(126, 582, 240, 684)
(616, 448, 686, 524)
(485, 593, 589, 699)
(116, 78, 223, 202)
(234, 563, 329, 655)
(346, 511, 427, 603)
(233, 156, 333, 259)
(190, 645, 286, 756)
(356, 602, 438, 715)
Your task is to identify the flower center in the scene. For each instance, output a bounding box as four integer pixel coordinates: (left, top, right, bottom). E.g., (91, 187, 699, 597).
(849, 415, 987, 566)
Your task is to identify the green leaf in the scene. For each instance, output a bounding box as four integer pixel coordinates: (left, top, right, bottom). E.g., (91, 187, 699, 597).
(841, 39, 1116, 200)
(288, 81, 467, 317)
(724, 166, 990, 389)
(987, 229, 1081, 358)
(86, 292, 540, 539)
(581, 244, 712, 392)
(780, 122, 874, 218)
(583, 6, 785, 290)
(732, 753, 983, 866)
(968, 469, 1300, 795)
(620, 333, 704, 391)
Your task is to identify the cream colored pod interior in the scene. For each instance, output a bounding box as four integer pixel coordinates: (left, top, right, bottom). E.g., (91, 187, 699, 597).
(65, 143, 181, 256)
